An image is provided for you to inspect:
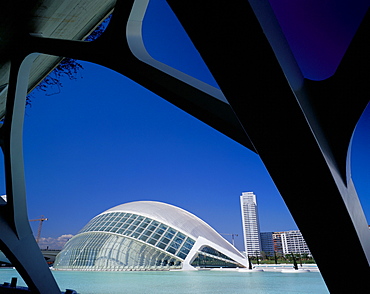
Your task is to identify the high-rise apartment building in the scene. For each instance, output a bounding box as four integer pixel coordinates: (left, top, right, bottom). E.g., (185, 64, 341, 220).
(240, 193, 311, 257)
(280, 230, 311, 255)
(240, 192, 261, 256)
(262, 230, 311, 256)
(260, 232, 274, 255)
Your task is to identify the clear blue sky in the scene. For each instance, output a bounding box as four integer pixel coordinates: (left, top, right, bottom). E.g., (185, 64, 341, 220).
(2, 0, 369, 251)
(22, 61, 294, 250)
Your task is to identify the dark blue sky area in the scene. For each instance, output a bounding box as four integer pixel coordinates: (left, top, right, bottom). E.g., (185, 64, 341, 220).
(144, 0, 370, 81)
(270, 0, 369, 80)
(143, 0, 370, 225)
(2, 0, 369, 251)
(21, 62, 293, 250)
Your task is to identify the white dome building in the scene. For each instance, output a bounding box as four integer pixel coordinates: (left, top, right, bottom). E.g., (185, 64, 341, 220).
(54, 201, 248, 271)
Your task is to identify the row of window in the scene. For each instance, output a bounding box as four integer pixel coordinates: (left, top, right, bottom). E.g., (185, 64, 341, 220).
(79, 212, 195, 260)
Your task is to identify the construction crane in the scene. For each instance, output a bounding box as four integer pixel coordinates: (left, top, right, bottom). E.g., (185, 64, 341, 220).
(221, 233, 238, 246)
(29, 216, 48, 243)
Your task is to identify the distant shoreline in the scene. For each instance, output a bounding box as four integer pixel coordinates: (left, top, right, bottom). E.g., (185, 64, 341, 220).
(253, 263, 319, 272)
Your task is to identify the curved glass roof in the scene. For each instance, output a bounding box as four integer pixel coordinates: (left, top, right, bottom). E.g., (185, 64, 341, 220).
(103, 201, 243, 258)
(54, 201, 246, 271)
(79, 210, 195, 260)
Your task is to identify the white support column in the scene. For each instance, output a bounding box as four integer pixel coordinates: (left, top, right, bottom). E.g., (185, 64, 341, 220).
(0, 53, 61, 293)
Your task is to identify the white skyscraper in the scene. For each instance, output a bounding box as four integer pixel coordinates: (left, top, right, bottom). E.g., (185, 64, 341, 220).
(240, 192, 261, 256)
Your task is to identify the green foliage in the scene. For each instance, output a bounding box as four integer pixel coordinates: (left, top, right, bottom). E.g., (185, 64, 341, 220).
(257, 252, 315, 264)
(26, 14, 112, 105)
(26, 58, 83, 105)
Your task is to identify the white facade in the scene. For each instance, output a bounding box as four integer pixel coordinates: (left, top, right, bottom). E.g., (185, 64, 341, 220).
(240, 192, 261, 256)
(279, 230, 311, 255)
(55, 201, 249, 270)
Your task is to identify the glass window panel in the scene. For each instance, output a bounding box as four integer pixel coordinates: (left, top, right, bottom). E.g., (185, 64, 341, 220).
(140, 222, 149, 230)
(116, 227, 125, 234)
(147, 222, 159, 232)
(114, 223, 124, 230)
(170, 241, 181, 250)
(179, 247, 190, 255)
(128, 224, 138, 231)
(121, 223, 130, 229)
(94, 217, 102, 223)
(169, 233, 185, 250)
(91, 223, 100, 230)
(133, 219, 142, 226)
(187, 238, 195, 245)
(183, 240, 194, 250)
(164, 229, 176, 239)
(98, 224, 108, 230)
(151, 233, 161, 241)
(126, 218, 134, 225)
(119, 219, 127, 227)
(131, 232, 140, 238)
(110, 227, 119, 233)
(168, 228, 176, 234)
(134, 227, 144, 234)
(159, 237, 171, 245)
(108, 219, 118, 226)
(123, 230, 133, 236)
(142, 230, 152, 238)
(139, 235, 148, 242)
(164, 232, 174, 239)
(175, 233, 186, 241)
(160, 224, 167, 230)
(167, 247, 176, 254)
(93, 219, 101, 225)
(147, 238, 157, 245)
(96, 217, 104, 223)
(157, 242, 167, 250)
(155, 228, 165, 235)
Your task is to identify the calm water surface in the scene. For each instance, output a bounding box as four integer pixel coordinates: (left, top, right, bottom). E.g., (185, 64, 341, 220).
(0, 269, 329, 294)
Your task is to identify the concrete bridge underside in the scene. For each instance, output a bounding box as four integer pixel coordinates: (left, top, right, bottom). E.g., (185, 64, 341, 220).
(0, 0, 370, 293)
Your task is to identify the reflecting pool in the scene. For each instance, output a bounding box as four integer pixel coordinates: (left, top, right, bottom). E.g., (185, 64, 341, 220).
(0, 268, 329, 294)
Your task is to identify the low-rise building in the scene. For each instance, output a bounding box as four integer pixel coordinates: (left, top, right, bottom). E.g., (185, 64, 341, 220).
(261, 230, 311, 256)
